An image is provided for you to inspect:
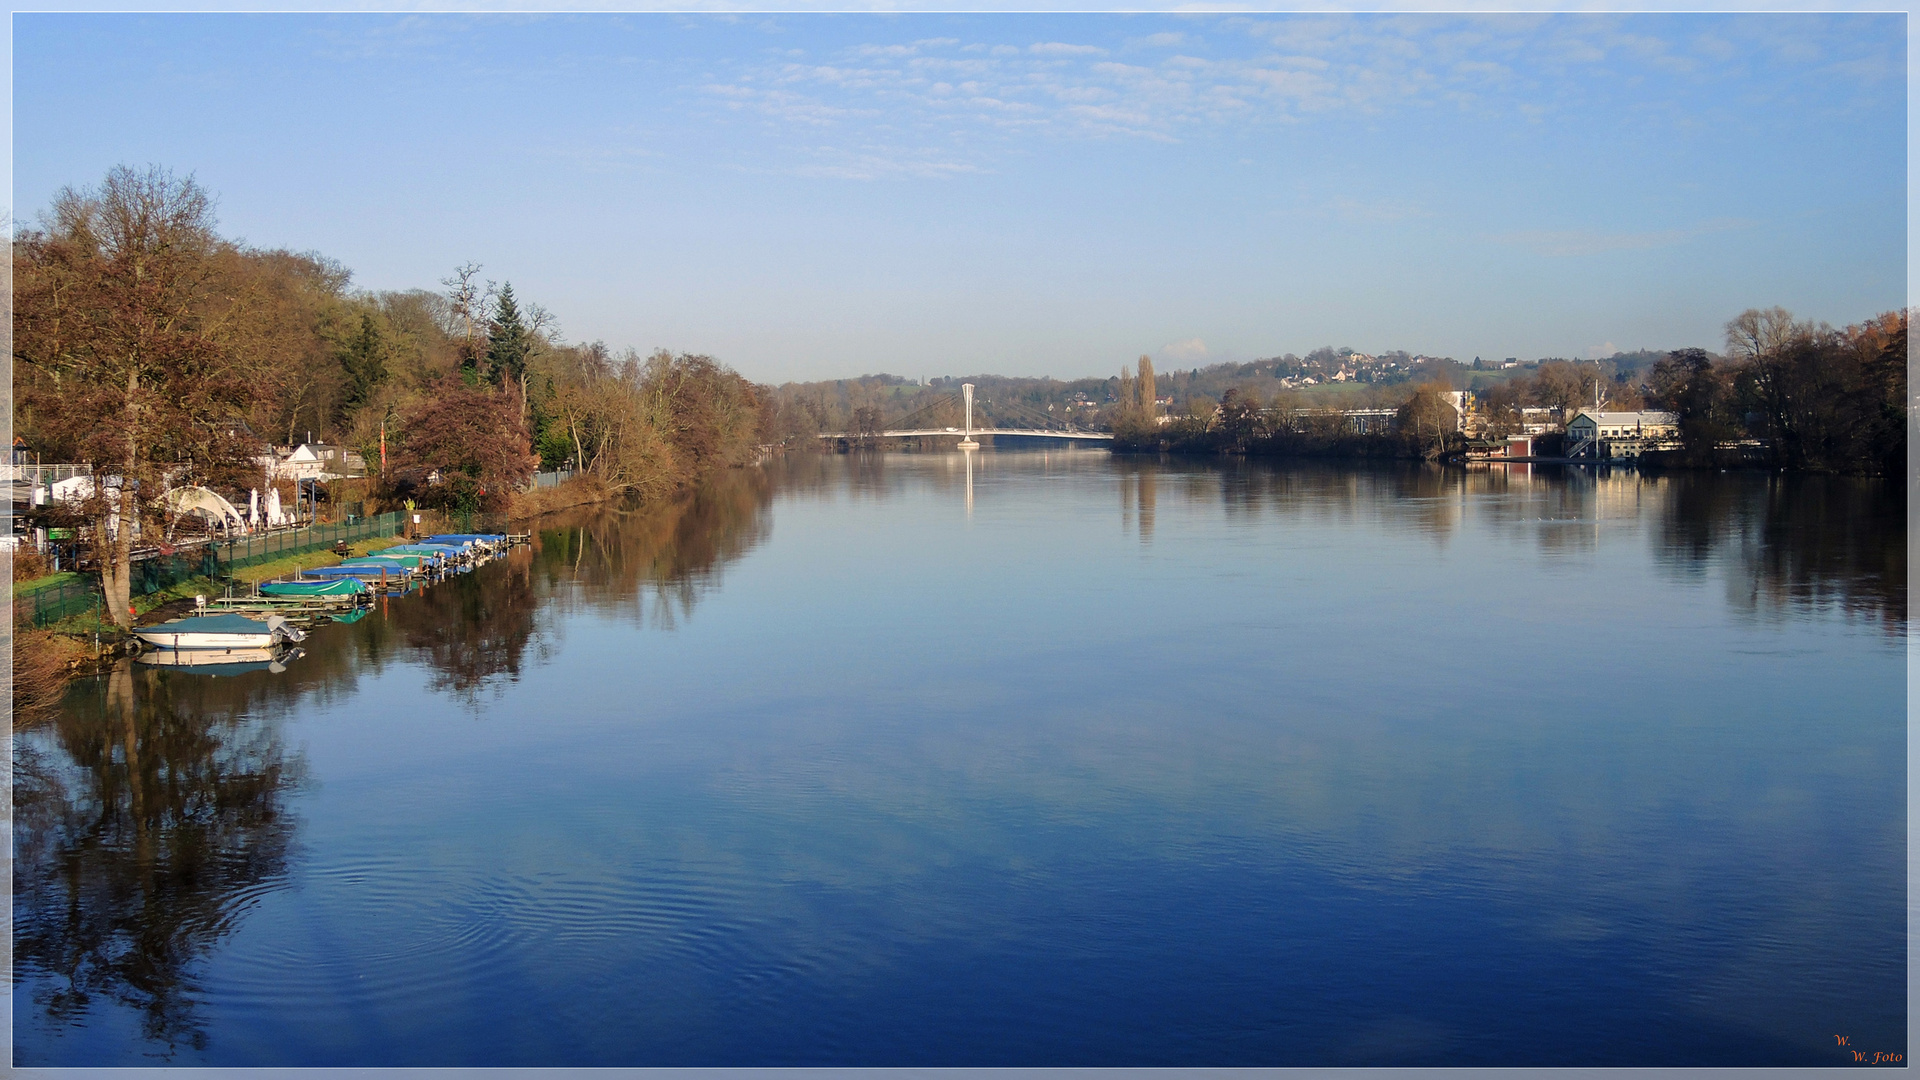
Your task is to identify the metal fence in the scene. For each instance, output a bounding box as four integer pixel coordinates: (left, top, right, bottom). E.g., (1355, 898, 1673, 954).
(6, 463, 92, 486)
(16, 576, 104, 629)
(15, 512, 404, 629)
(531, 468, 576, 489)
(217, 512, 403, 572)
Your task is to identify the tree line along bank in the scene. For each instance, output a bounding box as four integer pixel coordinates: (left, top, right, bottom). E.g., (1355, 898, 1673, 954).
(13, 166, 768, 630)
(14, 166, 1906, 631)
(754, 311, 1903, 477)
(1098, 308, 1905, 473)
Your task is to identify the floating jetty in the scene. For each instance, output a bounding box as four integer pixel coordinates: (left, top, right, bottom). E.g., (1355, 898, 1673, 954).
(135, 533, 524, 665)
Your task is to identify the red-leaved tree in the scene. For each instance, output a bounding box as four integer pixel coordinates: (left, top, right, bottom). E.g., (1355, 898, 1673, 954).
(392, 379, 537, 514)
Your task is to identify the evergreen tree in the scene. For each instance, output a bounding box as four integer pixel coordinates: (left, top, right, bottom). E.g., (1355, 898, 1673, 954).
(339, 311, 389, 413)
(486, 283, 534, 404)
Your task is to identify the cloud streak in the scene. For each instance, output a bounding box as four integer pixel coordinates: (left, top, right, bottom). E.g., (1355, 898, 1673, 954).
(688, 14, 1898, 179)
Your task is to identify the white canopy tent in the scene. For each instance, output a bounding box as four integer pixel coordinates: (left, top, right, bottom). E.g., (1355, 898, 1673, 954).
(160, 486, 249, 533)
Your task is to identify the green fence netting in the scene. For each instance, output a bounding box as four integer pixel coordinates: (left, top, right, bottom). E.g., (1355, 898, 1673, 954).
(16, 512, 403, 628)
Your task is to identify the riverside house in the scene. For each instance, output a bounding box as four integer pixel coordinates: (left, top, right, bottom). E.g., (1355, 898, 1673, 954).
(1567, 410, 1680, 459)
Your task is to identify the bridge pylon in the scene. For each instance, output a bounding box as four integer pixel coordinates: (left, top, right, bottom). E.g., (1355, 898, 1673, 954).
(958, 383, 980, 450)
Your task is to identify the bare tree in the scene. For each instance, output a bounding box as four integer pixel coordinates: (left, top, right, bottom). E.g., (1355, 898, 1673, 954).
(1724, 306, 1801, 366)
(1725, 307, 1814, 464)
(15, 166, 270, 627)
(440, 262, 486, 376)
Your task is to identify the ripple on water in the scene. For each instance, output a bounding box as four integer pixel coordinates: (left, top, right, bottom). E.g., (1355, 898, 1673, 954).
(219, 852, 797, 1016)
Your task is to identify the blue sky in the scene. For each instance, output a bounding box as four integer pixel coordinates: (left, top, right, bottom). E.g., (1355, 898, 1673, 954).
(12, 13, 1906, 383)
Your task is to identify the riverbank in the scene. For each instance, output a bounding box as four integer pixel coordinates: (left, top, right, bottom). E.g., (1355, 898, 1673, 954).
(510, 474, 615, 518)
(11, 534, 414, 720)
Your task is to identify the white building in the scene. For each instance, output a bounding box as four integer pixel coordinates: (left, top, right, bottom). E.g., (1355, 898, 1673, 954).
(1567, 410, 1679, 458)
(256, 443, 368, 481)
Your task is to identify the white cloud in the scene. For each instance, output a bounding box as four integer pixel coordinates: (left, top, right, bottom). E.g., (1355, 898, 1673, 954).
(1585, 342, 1618, 359)
(689, 17, 1893, 179)
(1029, 42, 1106, 57)
(1161, 338, 1209, 362)
(852, 37, 960, 58)
(782, 143, 986, 181)
(792, 158, 982, 181)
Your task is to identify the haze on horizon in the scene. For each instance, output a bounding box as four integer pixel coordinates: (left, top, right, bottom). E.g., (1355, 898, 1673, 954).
(14, 12, 1904, 385)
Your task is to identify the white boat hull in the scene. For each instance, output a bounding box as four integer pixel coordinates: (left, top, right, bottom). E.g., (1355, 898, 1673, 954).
(132, 629, 278, 650)
(138, 645, 281, 665)
(132, 613, 304, 651)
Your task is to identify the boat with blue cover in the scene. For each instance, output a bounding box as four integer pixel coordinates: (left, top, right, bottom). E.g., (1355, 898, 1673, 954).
(421, 533, 510, 553)
(356, 553, 433, 570)
(300, 561, 419, 582)
(380, 544, 465, 563)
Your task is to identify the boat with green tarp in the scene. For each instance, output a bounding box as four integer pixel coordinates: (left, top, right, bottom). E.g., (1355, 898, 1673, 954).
(260, 578, 370, 598)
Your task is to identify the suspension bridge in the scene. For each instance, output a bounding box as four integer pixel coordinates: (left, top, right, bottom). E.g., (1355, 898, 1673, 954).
(818, 383, 1113, 447)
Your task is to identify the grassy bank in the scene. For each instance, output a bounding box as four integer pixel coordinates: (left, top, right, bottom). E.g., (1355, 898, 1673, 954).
(13, 535, 412, 724)
(14, 571, 84, 598)
(27, 535, 409, 637)
(510, 474, 613, 518)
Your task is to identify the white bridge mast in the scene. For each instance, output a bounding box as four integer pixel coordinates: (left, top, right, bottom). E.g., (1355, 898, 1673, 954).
(958, 383, 980, 450)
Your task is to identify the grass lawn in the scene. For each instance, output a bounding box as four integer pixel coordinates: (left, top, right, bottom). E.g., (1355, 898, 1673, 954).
(14, 571, 83, 598)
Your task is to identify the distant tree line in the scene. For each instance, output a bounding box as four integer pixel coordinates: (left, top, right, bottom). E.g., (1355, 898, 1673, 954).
(1108, 308, 1907, 475)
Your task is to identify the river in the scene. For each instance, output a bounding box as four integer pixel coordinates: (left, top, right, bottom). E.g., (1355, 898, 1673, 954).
(12, 450, 1907, 1067)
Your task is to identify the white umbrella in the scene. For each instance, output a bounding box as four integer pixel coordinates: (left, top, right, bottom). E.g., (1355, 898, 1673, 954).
(50, 475, 96, 502)
(248, 488, 259, 531)
(266, 488, 284, 527)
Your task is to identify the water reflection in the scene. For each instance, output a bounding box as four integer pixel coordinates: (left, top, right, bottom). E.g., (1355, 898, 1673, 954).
(15, 471, 779, 1055)
(389, 546, 545, 697)
(530, 465, 772, 630)
(13, 453, 1903, 1066)
(1658, 471, 1905, 632)
(963, 446, 974, 519)
(1092, 458, 1903, 632)
(772, 452, 1902, 632)
(1116, 458, 1157, 543)
(14, 661, 306, 1053)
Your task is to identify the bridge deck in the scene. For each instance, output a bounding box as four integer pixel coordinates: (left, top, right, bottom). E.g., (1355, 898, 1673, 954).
(818, 428, 1112, 441)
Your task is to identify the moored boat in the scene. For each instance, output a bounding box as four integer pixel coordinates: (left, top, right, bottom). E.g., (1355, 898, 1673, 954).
(421, 533, 509, 553)
(259, 578, 370, 598)
(380, 544, 465, 563)
(132, 613, 306, 651)
(357, 553, 433, 569)
(300, 561, 420, 581)
(136, 645, 305, 675)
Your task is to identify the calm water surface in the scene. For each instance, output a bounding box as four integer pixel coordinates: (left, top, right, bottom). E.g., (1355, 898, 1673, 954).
(13, 452, 1907, 1066)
